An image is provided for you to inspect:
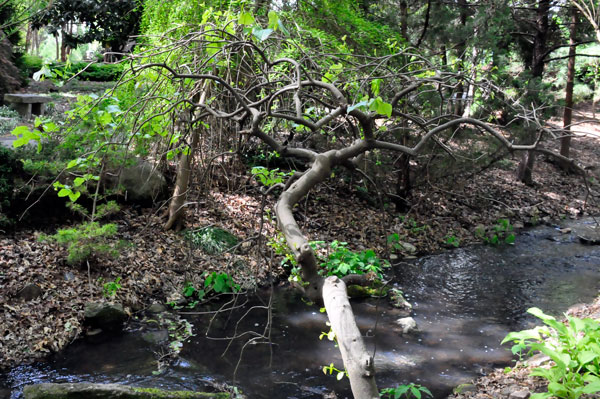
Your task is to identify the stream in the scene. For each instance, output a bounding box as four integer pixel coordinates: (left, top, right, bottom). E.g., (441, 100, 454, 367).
(2, 220, 600, 399)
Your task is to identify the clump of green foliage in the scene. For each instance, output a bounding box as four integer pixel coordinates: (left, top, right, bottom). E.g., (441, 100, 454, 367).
(251, 166, 293, 187)
(317, 240, 389, 278)
(0, 106, 19, 135)
(172, 272, 241, 309)
(184, 226, 238, 254)
(100, 276, 122, 298)
(268, 235, 389, 282)
(380, 384, 433, 399)
(32, 61, 124, 82)
(0, 105, 19, 118)
(41, 221, 122, 265)
(502, 307, 600, 399)
(480, 218, 516, 245)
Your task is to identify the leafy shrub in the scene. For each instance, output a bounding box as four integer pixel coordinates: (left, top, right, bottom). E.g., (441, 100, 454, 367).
(573, 83, 594, 103)
(251, 166, 292, 187)
(184, 226, 238, 254)
(31, 61, 124, 82)
(174, 272, 240, 309)
(0, 105, 19, 118)
(204, 271, 240, 293)
(41, 221, 122, 265)
(16, 54, 43, 77)
(502, 307, 600, 399)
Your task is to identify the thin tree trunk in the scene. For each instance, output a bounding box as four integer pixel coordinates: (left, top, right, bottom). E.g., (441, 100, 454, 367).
(25, 24, 32, 53)
(517, 0, 550, 185)
(453, 0, 469, 116)
(561, 6, 578, 171)
(400, 1, 408, 41)
(164, 86, 209, 231)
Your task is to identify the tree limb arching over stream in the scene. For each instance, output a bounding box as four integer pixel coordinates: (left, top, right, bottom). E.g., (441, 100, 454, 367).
(120, 25, 586, 398)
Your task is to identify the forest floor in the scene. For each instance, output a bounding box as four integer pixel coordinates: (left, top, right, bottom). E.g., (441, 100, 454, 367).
(1, 95, 600, 397)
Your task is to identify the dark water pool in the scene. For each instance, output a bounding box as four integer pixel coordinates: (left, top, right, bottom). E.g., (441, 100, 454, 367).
(2, 220, 600, 399)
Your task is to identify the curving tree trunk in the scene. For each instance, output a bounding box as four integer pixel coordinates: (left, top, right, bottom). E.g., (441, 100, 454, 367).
(273, 145, 379, 398)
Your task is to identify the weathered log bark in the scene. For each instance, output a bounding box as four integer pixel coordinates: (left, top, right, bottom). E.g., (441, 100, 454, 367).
(274, 144, 380, 397)
(323, 276, 379, 399)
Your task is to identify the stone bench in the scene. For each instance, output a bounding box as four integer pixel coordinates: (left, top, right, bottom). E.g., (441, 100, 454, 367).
(3, 93, 52, 119)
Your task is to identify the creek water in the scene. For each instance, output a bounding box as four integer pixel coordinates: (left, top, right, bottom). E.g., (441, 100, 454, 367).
(2, 220, 600, 399)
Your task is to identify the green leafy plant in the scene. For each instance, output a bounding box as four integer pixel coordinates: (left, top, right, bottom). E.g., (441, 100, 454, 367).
(444, 234, 460, 248)
(319, 240, 389, 278)
(380, 384, 433, 399)
(484, 218, 516, 245)
(41, 221, 122, 265)
(251, 166, 293, 187)
(100, 277, 122, 298)
(322, 362, 347, 381)
(184, 226, 238, 254)
(204, 271, 241, 294)
(502, 307, 600, 399)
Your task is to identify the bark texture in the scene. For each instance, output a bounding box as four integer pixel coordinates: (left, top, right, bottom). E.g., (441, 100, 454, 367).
(164, 86, 208, 231)
(561, 6, 577, 171)
(323, 276, 379, 399)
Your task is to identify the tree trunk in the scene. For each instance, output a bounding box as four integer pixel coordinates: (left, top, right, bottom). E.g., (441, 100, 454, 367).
(453, 0, 469, 116)
(164, 86, 209, 231)
(517, 0, 550, 184)
(322, 276, 378, 399)
(516, 150, 537, 186)
(60, 28, 68, 62)
(400, 1, 408, 41)
(560, 6, 578, 171)
(25, 24, 32, 53)
(273, 142, 379, 398)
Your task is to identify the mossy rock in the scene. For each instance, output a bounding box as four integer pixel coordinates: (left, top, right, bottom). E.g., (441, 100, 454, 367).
(23, 383, 230, 399)
(347, 281, 389, 298)
(184, 226, 238, 254)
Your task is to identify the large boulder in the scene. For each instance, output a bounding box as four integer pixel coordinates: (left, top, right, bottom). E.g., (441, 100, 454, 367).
(106, 160, 167, 203)
(23, 383, 230, 399)
(84, 302, 128, 332)
(120, 161, 166, 202)
(0, 37, 21, 106)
